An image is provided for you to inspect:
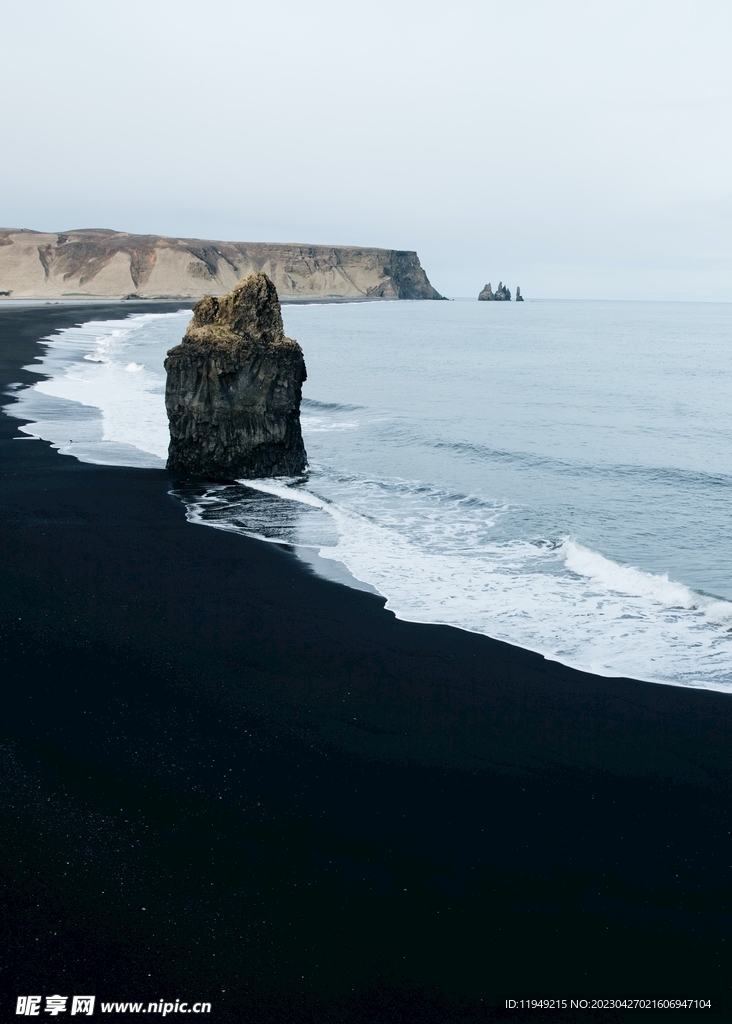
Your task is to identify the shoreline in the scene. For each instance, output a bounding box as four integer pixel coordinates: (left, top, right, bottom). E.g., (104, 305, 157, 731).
(1, 304, 731, 1020)
(16, 303, 729, 697)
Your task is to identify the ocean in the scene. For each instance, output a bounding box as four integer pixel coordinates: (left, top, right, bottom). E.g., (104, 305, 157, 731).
(8, 298, 732, 693)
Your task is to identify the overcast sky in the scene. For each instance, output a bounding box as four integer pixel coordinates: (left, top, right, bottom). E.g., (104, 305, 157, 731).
(3, 0, 732, 299)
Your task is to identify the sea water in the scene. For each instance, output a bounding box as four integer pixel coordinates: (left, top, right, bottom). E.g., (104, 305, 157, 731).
(8, 299, 732, 692)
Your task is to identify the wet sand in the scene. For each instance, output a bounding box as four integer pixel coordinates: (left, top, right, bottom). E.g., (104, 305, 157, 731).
(1, 304, 730, 1021)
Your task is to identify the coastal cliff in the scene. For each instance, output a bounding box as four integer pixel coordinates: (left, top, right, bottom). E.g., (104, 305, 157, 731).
(0, 228, 443, 301)
(164, 273, 307, 480)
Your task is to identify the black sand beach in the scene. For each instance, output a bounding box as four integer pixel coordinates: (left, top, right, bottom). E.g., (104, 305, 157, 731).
(1, 305, 731, 1022)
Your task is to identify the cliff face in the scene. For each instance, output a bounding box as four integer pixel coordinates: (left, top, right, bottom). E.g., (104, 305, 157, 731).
(0, 228, 443, 301)
(165, 273, 307, 480)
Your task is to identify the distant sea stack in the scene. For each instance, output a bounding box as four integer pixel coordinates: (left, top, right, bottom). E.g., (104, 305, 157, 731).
(516, 286, 524, 301)
(478, 281, 511, 301)
(165, 273, 307, 480)
(0, 228, 444, 301)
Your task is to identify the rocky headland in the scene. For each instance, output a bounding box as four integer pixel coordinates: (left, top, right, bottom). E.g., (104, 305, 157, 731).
(0, 228, 443, 301)
(165, 272, 307, 480)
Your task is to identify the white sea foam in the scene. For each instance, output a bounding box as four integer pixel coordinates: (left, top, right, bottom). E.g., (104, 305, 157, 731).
(562, 539, 699, 608)
(301, 414, 359, 432)
(183, 475, 732, 692)
(314, 501, 732, 690)
(11, 311, 189, 464)
(242, 477, 329, 510)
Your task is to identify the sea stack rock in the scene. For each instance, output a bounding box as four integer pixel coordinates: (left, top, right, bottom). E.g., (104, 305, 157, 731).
(516, 286, 524, 301)
(478, 281, 511, 301)
(164, 272, 307, 480)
